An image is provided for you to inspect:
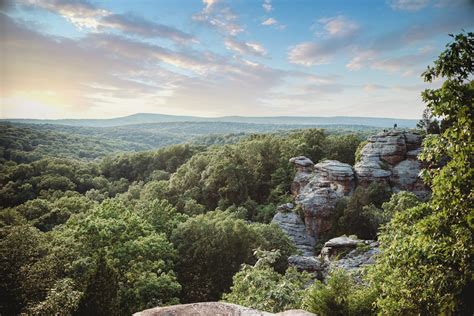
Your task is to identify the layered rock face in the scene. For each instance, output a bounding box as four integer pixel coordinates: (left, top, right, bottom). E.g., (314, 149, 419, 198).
(355, 130, 429, 199)
(286, 129, 429, 242)
(291, 159, 355, 239)
(288, 236, 380, 280)
(272, 203, 315, 256)
(273, 129, 428, 276)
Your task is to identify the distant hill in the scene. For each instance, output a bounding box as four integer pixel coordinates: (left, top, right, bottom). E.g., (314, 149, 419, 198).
(1, 113, 418, 128)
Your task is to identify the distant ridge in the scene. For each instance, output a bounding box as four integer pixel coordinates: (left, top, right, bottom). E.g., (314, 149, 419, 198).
(1, 113, 418, 128)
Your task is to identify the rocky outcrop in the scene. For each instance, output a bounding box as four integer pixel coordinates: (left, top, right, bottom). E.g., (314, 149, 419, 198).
(287, 236, 380, 280)
(290, 159, 354, 239)
(272, 203, 315, 256)
(354, 130, 429, 199)
(289, 156, 315, 196)
(288, 255, 325, 274)
(322, 236, 380, 278)
(284, 129, 429, 242)
(134, 303, 316, 316)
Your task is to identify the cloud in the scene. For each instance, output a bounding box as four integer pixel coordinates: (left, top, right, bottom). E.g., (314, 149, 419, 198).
(288, 15, 360, 66)
(262, 0, 272, 12)
(203, 0, 220, 12)
(0, 13, 183, 118)
(288, 42, 333, 66)
(346, 50, 377, 70)
(388, 0, 430, 11)
(99, 13, 196, 43)
(225, 38, 267, 56)
(2, 12, 311, 118)
(316, 15, 359, 38)
(346, 46, 435, 75)
(19, 0, 195, 43)
(192, 0, 243, 36)
(262, 17, 277, 26)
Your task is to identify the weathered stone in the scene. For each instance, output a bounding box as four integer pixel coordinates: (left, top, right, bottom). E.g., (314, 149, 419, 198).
(320, 236, 364, 260)
(318, 236, 380, 279)
(134, 303, 316, 316)
(290, 156, 314, 196)
(272, 207, 315, 256)
(280, 129, 429, 276)
(296, 185, 341, 239)
(313, 160, 355, 195)
(289, 159, 355, 239)
(288, 255, 325, 273)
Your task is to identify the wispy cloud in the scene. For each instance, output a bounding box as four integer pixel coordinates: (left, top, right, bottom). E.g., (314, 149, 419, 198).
(192, 0, 243, 36)
(19, 0, 196, 43)
(262, 0, 272, 12)
(288, 42, 333, 66)
(262, 17, 277, 26)
(316, 15, 359, 38)
(388, 0, 430, 11)
(225, 38, 267, 56)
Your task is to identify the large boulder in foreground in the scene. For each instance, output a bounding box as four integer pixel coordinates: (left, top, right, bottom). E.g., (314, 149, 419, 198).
(134, 302, 315, 316)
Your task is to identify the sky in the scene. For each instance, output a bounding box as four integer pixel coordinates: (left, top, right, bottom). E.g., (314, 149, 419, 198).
(1, 0, 473, 119)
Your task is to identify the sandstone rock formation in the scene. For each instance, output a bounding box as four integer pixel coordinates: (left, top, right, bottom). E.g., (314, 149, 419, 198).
(354, 129, 429, 199)
(285, 129, 429, 242)
(321, 236, 380, 278)
(272, 203, 315, 256)
(134, 302, 316, 316)
(287, 235, 380, 280)
(290, 159, 354, 239)
(273, 129, 427, 276)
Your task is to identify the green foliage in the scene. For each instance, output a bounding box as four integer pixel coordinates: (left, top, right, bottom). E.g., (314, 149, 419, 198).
(0, 124, 148, 163)
(171, 211, 296, 302)
(0, 225, 48, 314)
(99, 144, 201, 182)
(223, 249, 312, 313)
(368, 32, 474, 315)
(302, 269, 376, 316)
(46, 200, 181, 314)
(331, 182, 392, 239)
(354, 140, 368, 163)
(27, 278, 83, 316)
(416, 108, 441, 134)
(75, 255, 120, 316)
(0, 113, 378, 313)
(323, 134, 363, 165)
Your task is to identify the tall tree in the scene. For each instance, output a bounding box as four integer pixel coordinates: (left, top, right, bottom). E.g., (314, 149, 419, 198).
(369, 32, 473, 314)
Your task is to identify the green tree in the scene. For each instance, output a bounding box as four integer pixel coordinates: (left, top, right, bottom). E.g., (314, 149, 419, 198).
(223, 249, 312, 313)
(0, 225, 48, 314)
(75, 255, 120, 316)
(369, 32, 474, 314)
(302, 269, 376, 316)
(171, 210, 296, 302)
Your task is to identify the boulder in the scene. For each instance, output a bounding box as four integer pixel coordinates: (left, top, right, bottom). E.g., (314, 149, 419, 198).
(134, 303, 316, 316)
(272, 204, 315, 256)
(317, 236, 380, 279)
(326, 241, 380, 277)
(288, 255, 325, 274)
(320, 236, 364, 260)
